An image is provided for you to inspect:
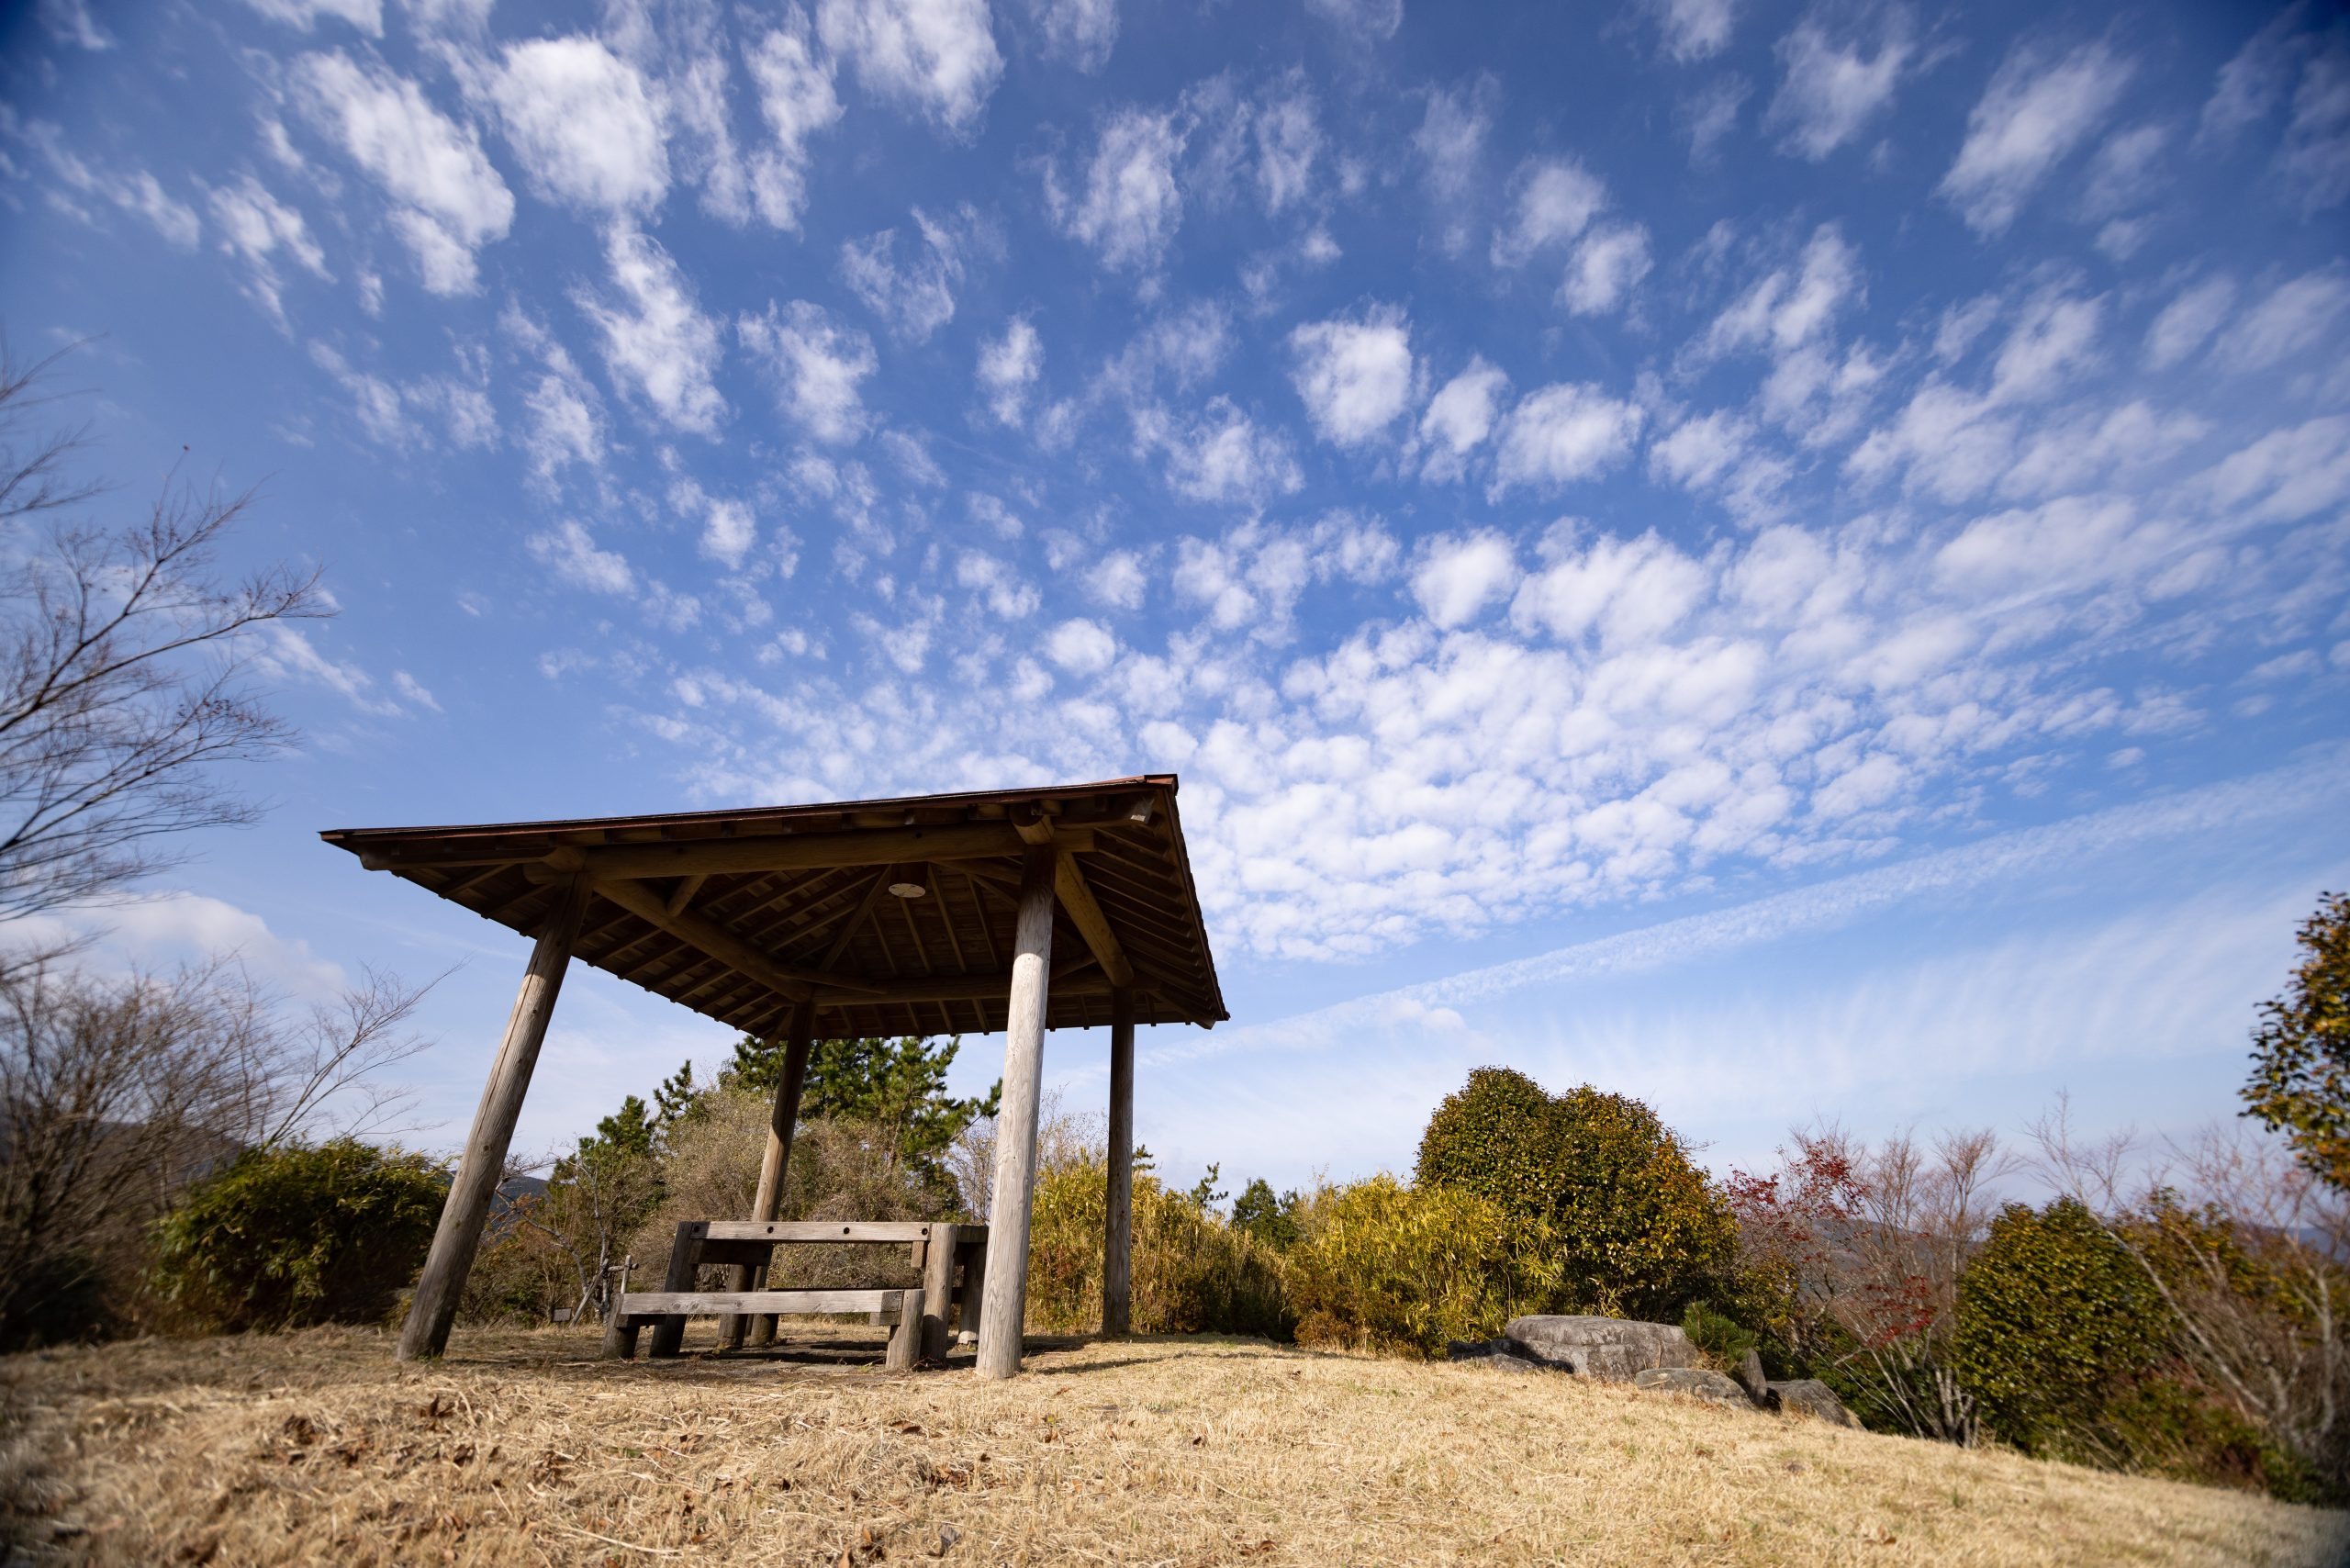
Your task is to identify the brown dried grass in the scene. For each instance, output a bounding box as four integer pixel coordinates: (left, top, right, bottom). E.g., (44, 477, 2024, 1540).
(1, 1324, 2342, 1567)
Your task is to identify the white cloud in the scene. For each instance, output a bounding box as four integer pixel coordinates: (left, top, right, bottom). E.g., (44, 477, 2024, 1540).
(1139, 397, 1303, 508)
(1647, 0, 1735, 62)
(672, 477, 759, 567)
(2143, 274, 2235, 369)
(840, 206, 979, 341)
(1681, 76, 1748, 162)
(956, 550, 1041, 618)
(2211, 270, 2350, 375)
(1491, 157, 1605, 267)
(1289, 307, 1414, 448)
(39, 0, 113, 49)
(1941, 40, 2134, 235)
(1510, 529, 1708, 648)
(241, 0, 381, 34)
(488, 35, 668, 216)
(1047, 106, 1186, 271)
(1253, 78, 1321, 216)
(1024, 0, 1118, 73)
(206, 174, 328, 322)
(739, 299, 878, 444)
(816, 0, 1003, 138)
(505, 306, 607, 486)
(1418, 356, 1509, 478)
(744, 10, 845, 230)
(1561, 221, 1651, 315)
(1413, 532, 1519, 628)
(1767, 15, 1910, 159)
(1085, 550, 1147, 609)
(293, 50, 514, 294)
(527, 521, 636, 594)
(1491, 384, 1645, 492)
(978, 316, 1043, 426)
(1304, 0, 1401, 40)
(576, 227, 728, 435)
(1046, 617, 1118, 674)
(1414, 76, 1495, 253)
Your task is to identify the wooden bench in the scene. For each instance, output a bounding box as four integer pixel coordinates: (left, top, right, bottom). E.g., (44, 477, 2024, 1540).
(602, 1219, 987, 1370)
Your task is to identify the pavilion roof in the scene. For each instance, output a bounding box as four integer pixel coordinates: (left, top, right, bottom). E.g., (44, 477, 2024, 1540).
(319, 776, 1226, 1039)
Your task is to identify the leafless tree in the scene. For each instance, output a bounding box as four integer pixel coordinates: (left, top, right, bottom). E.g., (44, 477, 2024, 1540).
(1729, 1121, 2016, 1443)
(2031, 1097, 2349, 1485)
(0, 956, 438, 1346)
(0, 342, 327, 935)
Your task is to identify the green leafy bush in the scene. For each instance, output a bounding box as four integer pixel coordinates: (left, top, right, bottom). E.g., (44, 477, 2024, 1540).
(1953, 1198, 2172, 1458)
(1416, 1068, 1736, 1320)
(1024, 1160, 1290, 1338)
(151, 1140, 444, 1331)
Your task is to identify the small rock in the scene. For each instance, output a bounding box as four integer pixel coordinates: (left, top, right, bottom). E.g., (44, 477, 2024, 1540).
(1767, 1379, 1863, 1429)
(1503, 1316, 1696, 1381)
(1731, 1350, 1771, 1408)
(1632, 1367, 1751, 1406)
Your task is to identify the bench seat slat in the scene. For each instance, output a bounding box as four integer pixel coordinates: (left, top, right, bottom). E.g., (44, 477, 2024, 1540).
(620, 1288, 906, 1320)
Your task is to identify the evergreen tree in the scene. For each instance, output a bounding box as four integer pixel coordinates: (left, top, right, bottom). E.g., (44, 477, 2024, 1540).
(724, 1033, 1000, 1185)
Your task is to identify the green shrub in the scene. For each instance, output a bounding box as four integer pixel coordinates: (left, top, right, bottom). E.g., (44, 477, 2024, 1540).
(1024, 1160, 1290, 1338)
(1415, 1068, 1736, 1321)
(1415, 1068, 1563, 1224)
(1681, 1301, 1758, 1367)
(1953, 1199, 2171, 1458)
(151, 1140, 445, 1331)
(1283, 1176, 1530, 1357)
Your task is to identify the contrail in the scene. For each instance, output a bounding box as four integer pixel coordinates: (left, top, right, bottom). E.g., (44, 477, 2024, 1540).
(1139, 745, 2350, 1069)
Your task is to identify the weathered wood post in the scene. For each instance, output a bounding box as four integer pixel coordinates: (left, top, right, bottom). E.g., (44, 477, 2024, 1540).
(728, 997, 818, 1349)
(1103, 984, 1136, 1337)
(976, 843, 1056, 1379)
(397, 872, 591, 1361)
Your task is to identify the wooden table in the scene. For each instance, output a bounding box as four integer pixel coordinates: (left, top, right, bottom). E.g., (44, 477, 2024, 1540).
(601, 1220, 988, 1370)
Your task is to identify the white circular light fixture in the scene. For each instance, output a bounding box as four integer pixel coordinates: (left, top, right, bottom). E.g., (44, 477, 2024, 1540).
(888, 880, 927, 899)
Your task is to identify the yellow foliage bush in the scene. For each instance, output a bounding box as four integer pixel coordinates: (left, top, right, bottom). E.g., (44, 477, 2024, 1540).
(1281, 1176, 1543, 1357)
(1024, 1160, 1290, 1338)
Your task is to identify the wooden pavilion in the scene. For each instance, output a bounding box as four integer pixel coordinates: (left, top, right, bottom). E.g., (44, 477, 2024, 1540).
(320, 776, 1226, 1378)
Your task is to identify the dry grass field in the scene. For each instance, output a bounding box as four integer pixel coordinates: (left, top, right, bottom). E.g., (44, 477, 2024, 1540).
(1, 1324, 2343, 1567)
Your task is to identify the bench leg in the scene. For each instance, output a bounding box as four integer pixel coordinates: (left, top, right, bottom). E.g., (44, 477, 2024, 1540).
(957, 1242, 986, 1343)
(601, 1316, 642, 1361)
(886, 1289, 925, 1372)
(647, 1223, 703, 1359)
(921, 1224, 959, 1362)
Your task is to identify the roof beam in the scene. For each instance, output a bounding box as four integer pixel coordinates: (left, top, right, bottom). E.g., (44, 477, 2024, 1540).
(555, 823, 1097, 880)
(1013, 810, 1135, 990)
(812, 962, 1124, 1009)
(586, 876, 887, 1000)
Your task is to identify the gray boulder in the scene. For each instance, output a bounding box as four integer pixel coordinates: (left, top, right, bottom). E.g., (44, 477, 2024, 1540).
(1503, 1316, 1695, 1380)
(1632, 1367, 1751, 1406)
(1767, 1379, 1863, 1428)
(1446, 1338, 1548, 1373)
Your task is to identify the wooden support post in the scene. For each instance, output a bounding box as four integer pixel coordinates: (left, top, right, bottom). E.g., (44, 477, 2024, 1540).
(728, 998, 817, 1349)
(920, 1223, 961, 1362)
(397, 874, 591, 1362)
(976, 845, 1055, 1379)
(1104, 985, 1136, 1338)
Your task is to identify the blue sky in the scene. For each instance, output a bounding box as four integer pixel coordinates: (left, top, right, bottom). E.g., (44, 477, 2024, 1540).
(2, 0, 2345, 1195)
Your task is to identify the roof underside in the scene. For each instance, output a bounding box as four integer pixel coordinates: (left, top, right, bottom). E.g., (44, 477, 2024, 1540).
(320, 777, 1226, 1039)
